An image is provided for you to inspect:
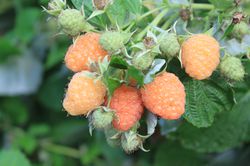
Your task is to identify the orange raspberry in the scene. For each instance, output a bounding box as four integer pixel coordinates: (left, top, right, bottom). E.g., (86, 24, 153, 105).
(141, 72, 186, 120)
(65, 33, 108, 72)
(109, 84, 144, 131)
(63, 71, 106, 116)
(181, 34, 220, 80)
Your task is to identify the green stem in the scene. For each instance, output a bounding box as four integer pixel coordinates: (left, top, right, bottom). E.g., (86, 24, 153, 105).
(137, 6, 166, 21)
(161, 12, 179, 30)
(125, 6, 166, 32)
(41, 141, 81, 159)
(135, 9, 169, 41)
(170, 3, 214, 10)
(191, 3, 214, 10)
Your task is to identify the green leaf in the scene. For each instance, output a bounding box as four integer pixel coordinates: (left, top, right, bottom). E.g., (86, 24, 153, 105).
(220, 23, 234, 40)
(127, 66, 144, 86)
(0, 149, 31, 166)
(51, 120, 88, 143)
(37, 71, 68, 111)
(80, 143, 102, 165)
(106, 0, 128, 26)
(146, 112, 157, 136)
(209, 0, 234, 10)
(144, 59, 166, 84)
(14, 8, 41, 43)
(71, 0, 83, 9)
(87, 10, 105, 20)
(0, 98, 28, 125)
(154, 140, 204, 166)
(83, 0, 109, 28)
(183, 79, 233, 128)
(159, 119, 182, 135)
(45, 44, 67, 70)
(0, 37, 19, 63)
(0, 0, 12, 14)
(109, 56, 144, 87)
(13, 132, 37, 154)
(28, 124, 51, 137)
(109, 56, 128, 69)
(173, 90, 250, 153)
(103, 70, 121, 96)
(124, 0, 142, 14)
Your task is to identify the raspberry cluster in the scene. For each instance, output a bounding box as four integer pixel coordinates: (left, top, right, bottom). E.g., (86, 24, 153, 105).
(44, 0, 246, 153)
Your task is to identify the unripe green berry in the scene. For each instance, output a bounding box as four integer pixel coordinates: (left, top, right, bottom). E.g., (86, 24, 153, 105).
(232, 22, 250, 39)
(132, 52, 154, 70)
(104, 125, 120, 147)
(99, 32, 130, 53)
(58, 9, 87, 36)
(121, 131, 142, 154)
(219, 56, 245, 81)
(160, 33, 180, 58)
(92, 108, 114, 129)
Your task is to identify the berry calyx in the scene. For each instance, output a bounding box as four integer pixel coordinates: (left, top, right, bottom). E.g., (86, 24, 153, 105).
(121, 131, 143, 154)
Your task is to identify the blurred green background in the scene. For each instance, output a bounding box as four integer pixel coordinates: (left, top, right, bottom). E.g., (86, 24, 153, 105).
(0, 0, 250, 166)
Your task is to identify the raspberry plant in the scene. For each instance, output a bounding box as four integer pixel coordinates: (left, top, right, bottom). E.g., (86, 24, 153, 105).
(43, 0, 250, 155)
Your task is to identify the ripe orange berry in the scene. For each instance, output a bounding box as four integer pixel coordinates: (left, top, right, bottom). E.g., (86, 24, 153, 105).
(109, 84, 144, 131)
(141, 72, 186, 120)
(63, 71, 106, 116)
(65, 33, 108, 72)
(181, 34, 220, 80)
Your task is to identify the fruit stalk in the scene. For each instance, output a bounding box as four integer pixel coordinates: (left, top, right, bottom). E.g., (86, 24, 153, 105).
(170, 3, 214, 10)
(136, 9, 169, 41)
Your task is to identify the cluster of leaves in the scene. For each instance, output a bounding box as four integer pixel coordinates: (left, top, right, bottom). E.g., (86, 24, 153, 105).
(0, 0, 250, 166)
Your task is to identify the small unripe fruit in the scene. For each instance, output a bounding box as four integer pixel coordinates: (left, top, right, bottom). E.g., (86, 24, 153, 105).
(99, 32, 129, 53)
(160, 33, 180, 58)
(219, 56, 245, 81)
(121, 131, 142, 154)
(91, 108, 114, 129)
(232, 22, 250, 39)
(132, 52, 154, 70)
(58, 9, 87, 36)
(104, 125, 121, 147)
